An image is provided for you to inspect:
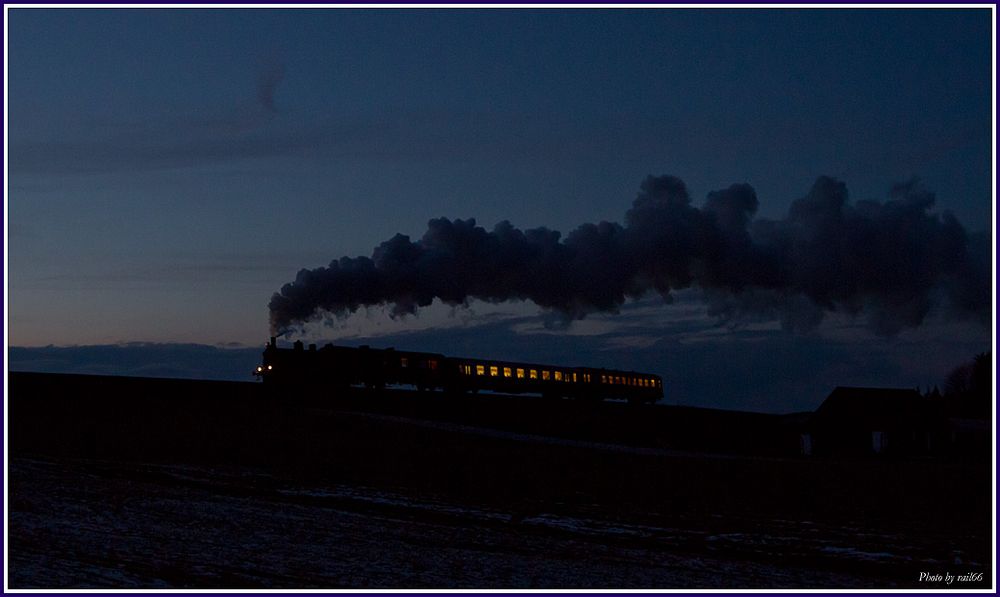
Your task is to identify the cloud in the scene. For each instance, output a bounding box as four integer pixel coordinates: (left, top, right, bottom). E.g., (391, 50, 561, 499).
(19, 256, 308, 291)
(8, 343, 263, 382)
(7, 106, 647, 177)
(283, 304, 989, 412)
(8, 300, 987, 413)
(257, 59, 286, 114)
(8, 58, 295, 175)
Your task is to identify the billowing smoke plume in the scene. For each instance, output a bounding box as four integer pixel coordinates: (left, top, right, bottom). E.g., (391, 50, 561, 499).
(269, 175, 990, 336)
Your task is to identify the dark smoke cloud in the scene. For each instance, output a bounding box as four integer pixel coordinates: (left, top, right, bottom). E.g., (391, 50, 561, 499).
(269, 175, 990, 337)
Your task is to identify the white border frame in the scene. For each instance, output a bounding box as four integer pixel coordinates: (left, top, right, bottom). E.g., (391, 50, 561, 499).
(2, 3, 996, 593)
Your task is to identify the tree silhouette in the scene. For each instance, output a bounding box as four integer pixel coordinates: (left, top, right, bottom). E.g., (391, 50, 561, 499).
(943, 353, 991, 419)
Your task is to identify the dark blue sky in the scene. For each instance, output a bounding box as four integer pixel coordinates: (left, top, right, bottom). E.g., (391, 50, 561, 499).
(5, 8, 993, 411)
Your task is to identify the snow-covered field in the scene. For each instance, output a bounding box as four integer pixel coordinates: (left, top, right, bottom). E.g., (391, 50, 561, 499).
(8, 374, 990, 589)
(8, 456, 984, 589)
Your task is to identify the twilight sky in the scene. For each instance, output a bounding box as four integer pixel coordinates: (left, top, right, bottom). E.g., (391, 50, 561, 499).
(5, 8, 994, 411)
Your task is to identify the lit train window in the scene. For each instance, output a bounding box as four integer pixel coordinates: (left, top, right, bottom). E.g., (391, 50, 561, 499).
(601, 375, 607, 383)
(503, 367, 512, 378)
(529, 369, 538, 379)
(476, 365, 485, 375)
(572, 373, 578, 382)
(554, 371, 562, 381)
(429, 360, 438, 370)
(400, 358, 409, 368)
(516, 368, 525, 379)
(490, 366, 499, 376)
(463, 365, 472, 375)
(542, 371, 550, 380)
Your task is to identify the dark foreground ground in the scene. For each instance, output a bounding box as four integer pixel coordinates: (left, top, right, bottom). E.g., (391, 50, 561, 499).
(7, 372, 994, 589)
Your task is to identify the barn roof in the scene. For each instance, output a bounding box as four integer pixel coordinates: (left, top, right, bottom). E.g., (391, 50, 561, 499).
(809, 386, 939, 430)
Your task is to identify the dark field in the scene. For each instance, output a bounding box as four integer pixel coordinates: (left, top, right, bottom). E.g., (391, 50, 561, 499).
(7, 372, 994, 589)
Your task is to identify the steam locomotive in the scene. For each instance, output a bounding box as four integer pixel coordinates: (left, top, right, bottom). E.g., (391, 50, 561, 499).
(255, 337, 663, 404)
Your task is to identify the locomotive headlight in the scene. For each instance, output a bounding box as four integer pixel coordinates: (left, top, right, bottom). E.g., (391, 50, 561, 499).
(267, 365, 273, 370)
(256, 366, 263, 372)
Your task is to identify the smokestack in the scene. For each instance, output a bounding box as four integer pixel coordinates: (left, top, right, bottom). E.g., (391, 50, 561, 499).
(269, 175, 989, 337)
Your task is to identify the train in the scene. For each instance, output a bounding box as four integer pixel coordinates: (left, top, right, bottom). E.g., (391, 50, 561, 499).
(255, 337, 663, 404)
